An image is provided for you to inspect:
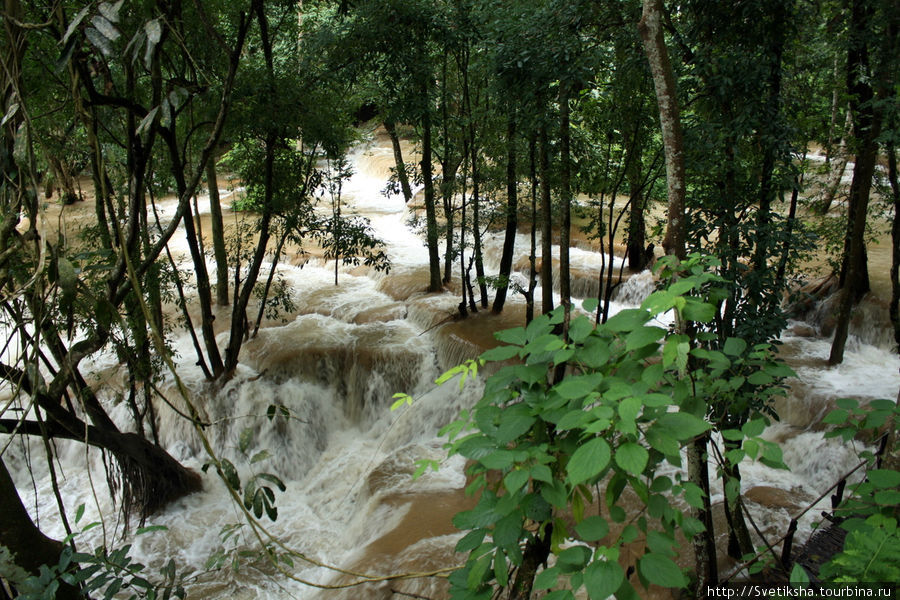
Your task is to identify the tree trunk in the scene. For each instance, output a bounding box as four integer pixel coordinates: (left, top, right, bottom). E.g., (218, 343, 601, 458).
(421, 86, 443, 293)
(526, 136, 538, 324)
(559, 85, 572, 324)
(687, 436, 718, 592)
(208, 159, 230, 306)
(830, 0, 881, 365)
(0, 457, 81, 600)
(889, 142, 900, 353)
(626, 127, 648, 272)
(539, 124, 554, 314)
(492, 113, 517, 313)
(816, 109, 852, 215)
(751, 2, 786, 276)
(384, 120, 413, 203)
(639, 0, 687, 260)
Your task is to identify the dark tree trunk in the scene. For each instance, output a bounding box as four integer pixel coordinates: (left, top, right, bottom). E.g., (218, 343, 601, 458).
(526, 136, 538, 324)
(626, 127, 647, 272)
(559, 86, 572, 322)
(208, 159, 230, 306)
(751, 2, 786, 275)
(421, 85, 443, 293)
(492, 113, 517, 313)
(539, 124, 554, 314)
(384, 120, 413, 203)
(889, 142, 900, 353)
(830, 0, 881, 365)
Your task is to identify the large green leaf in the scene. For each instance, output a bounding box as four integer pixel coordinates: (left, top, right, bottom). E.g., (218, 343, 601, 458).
(656, 412, 711, 441)
(638, 553, 687, 588)
(584, 560, 624, 600)
(625, 326, 667, 352)
(567, 438, 611, 486)
(575, 516, 610, 542)
(615, 443, 649, 475)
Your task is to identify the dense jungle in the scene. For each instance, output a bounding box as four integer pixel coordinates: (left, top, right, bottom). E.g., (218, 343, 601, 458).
(0, 0, 899, 599)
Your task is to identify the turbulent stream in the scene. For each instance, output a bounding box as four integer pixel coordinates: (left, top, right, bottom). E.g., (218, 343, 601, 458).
(5, 132, 900, 599)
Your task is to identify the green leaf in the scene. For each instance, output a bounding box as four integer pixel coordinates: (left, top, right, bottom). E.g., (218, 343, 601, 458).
(874, 490, 900, 505)
(467, 553, 492, 589)
(75, 504, 85, 524)
(250, 449, 272, 464)
(504, 470, 530, 495)
(747, 371, 773, 386)
(481, 345, 521, 362)
(495, 327, 527, 346)
(220, 459, 240, 491)
(638, 553, 687, 588)
(534, 566, 561, 590)
(641, 290, 677, 315)
(575, 516, 609, 542)
(615, 443, 649, 475)
(656, 412, 711, 441)
(822, 408, 849, 425)
(723, 337, 747, 357)
(584, 560, 624, 600)
(541, 479, 570, 509)
(646, 425, 680, 458)
(741, 419, 766, 437)
(238, 428, 253, 454)
(604, 309, 650, 332)
(835, 398, 859, 410)
(790, 563, 809, 587)
(496, 404, 535, 444)
(681, 298, 716, 322)
(567, 438, 611, 486)
(868, 469, 900, 489)
(456, 529, 487, 553)
(136, 525, 167, 535)
(625, 326, 667, 351)
(558, 546, 591, 571)
(618, 396, 641, 425)
(554, 373, 604, 400)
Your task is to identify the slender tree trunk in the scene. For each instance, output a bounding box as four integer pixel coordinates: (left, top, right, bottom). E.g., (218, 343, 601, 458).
(889, 142, 900, 353)
(208, 159, 230, 305)
(421, 85, 443, 293)
(639, 0, 686, 260)
(384, 120, 413, 203)
(526, 136, 538, 324)
(775, 179, 801, 289)
(441, 159, 460, 284)
(817, 109, 852, 215)
(830, 0, 880, 365)
(471, 137, 488, 307)
(626, 126, 648, 272)
(492, 113, 517, 313)
(539, 124, 554, 314)
(559, 86, 572, 323)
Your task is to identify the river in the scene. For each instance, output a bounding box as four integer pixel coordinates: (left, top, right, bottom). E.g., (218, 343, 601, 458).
(4, 130, 899, 599)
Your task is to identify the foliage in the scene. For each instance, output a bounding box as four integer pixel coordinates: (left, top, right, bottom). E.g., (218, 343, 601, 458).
(202, 428, 286, 523)
(819, 398, 900, 583)
(435, 256, 791, 599)
(1, 507, 185, 600)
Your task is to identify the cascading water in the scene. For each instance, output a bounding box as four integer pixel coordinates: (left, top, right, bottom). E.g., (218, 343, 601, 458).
(4, 131, 898, 598)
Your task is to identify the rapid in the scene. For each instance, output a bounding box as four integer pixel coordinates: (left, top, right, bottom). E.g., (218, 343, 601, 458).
(4, 131, 899, 599)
